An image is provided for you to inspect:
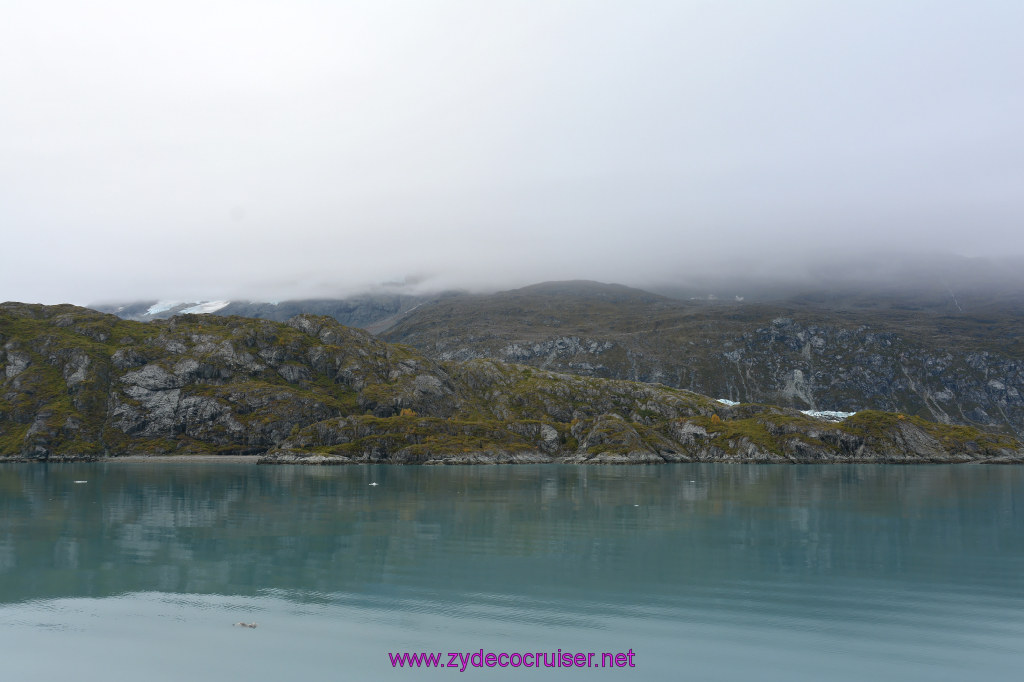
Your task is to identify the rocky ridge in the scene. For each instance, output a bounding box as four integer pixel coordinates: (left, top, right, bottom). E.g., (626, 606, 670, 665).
(2, 302, 1021, 464)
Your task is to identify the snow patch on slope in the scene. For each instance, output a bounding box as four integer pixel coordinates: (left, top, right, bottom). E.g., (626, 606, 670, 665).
(146, 301, 183, 315)
(181, 300, 230, 315)
(800, 410, 857, 422)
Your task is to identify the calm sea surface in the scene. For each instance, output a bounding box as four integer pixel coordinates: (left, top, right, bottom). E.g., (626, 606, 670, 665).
(1, 463, 1022, 681)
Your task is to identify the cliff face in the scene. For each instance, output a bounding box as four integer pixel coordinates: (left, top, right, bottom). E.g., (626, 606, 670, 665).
(381, 283, 1024, 438)
(1, 302, 1020, 464)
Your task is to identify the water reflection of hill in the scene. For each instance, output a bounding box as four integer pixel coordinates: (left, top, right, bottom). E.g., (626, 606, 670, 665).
(1, 464, 1021, 608)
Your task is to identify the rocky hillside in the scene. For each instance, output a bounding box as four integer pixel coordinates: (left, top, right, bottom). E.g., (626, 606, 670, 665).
(1, 302, 1020, 464)
(381, 281, 1024, 437)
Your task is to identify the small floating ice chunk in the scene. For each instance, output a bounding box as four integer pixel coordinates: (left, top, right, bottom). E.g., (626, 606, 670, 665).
(800, 410, 857, 422)
(716, 398, 740, 406)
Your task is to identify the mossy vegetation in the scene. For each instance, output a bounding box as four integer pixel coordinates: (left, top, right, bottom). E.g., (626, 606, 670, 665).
(2, 302, 1022, 463)
(840, 410, 1017, 451)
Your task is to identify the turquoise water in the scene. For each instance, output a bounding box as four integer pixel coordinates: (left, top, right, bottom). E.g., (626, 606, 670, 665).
(1, 463, 1022, 680)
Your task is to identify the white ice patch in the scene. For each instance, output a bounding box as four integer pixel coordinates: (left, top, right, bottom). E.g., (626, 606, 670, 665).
(180, 301, 230, 315)
(146, 301, 183, 315)
(800, 410, 857, 422)
(716, 398, 740, 406)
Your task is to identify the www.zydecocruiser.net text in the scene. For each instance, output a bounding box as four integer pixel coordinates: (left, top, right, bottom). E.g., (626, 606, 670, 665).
(389, 649, 637, 671)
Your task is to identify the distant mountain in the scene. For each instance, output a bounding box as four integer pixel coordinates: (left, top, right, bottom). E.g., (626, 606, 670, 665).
(381, 279, 1024, 437)
(92, 293, 446, 333)
(3, 302, 1019, 463)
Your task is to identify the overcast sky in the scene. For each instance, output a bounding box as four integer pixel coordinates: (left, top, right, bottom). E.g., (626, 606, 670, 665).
(2, 0, 1023, 304)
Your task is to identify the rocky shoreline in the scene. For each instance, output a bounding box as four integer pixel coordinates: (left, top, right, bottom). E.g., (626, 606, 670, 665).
(254, 452, 1024, 465)
(4, 450, 1021, 465)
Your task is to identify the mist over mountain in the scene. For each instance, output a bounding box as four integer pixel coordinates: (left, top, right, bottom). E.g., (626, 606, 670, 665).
(79, 251, 1024, 439)
(92, 293, 453, 333)
(91, 251, 1024, 322)
(648, 252, 1024, 313)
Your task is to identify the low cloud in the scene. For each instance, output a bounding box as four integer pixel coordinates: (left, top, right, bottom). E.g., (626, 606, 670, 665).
(2, 1, 1023, 305)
